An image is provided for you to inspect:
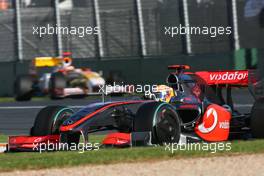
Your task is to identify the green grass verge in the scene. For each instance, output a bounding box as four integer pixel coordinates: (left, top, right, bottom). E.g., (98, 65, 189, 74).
(0, 97, 51, 103)
(0, 97, 16, 103)
(0, 135, 7, 143)
(0, 134, 264, 172)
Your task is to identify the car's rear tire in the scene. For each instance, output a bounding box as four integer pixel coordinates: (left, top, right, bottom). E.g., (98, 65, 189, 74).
(106, 71, 124, 85)
(14, 75, 33, 101)
(251, 98, 264, 138)
(49, 72, 66, 99)
(134, 102, 181, 144)
(31, 106, 74, 136)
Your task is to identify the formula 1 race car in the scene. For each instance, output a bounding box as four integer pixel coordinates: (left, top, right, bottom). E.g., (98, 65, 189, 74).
(7, 65, 264, 152)
(14, 52, 105, 101)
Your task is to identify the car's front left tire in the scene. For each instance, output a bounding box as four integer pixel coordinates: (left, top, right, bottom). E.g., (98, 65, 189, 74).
(251, 98, 264, 138)
(133, 102, 181, 145)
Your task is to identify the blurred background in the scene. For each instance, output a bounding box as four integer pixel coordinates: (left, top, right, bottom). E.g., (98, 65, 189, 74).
(0, 0, 263, 96)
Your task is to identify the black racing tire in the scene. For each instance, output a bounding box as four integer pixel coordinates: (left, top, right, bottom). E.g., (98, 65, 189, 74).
(251, 98, 264, 138)
(106, 71, 124, 85)
(49, 72, 66, 99)
(31, 106, 74, 136)
(134, 102, 181, 144)
(14, 75, 33, 101)
(60, 133, 81, 147)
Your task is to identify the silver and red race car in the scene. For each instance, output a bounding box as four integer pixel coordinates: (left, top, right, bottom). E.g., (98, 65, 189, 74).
(6, 65, 264, 152)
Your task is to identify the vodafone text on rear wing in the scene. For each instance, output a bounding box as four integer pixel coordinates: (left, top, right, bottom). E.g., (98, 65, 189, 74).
(195, 70, 249, 86)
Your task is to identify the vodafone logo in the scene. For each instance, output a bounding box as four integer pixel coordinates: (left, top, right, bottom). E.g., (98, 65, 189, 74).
(209, 71, 248, 81)
(198, 108, 218, 134)
(116, 139, 128, 144)
(33, 137, 43, 143)
(10, 138, 16, 143)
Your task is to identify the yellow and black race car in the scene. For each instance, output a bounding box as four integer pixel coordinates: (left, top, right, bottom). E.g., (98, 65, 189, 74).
(14, 52, 105, 101)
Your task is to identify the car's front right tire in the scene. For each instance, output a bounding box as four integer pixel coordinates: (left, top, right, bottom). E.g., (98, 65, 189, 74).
(49, 72, 66, 99)
(251, 98, 264, 138)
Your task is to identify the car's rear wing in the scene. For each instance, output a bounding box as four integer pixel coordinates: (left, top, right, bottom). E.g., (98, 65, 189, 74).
(34, 56, 72, 68)
(195, 70, 249, 87)
(34, 57, 62, 67)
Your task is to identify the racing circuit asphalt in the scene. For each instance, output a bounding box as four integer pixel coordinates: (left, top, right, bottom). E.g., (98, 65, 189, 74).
(0, 89, 255, 135)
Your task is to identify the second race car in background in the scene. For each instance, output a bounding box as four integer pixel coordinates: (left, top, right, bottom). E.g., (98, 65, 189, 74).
(14, 52, 107, 101)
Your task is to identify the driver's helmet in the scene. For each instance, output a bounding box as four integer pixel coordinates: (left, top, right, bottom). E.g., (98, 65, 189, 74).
(56, 52, 75, 72)
(62, 57, 73, 68)
(152, 85, 174, 102)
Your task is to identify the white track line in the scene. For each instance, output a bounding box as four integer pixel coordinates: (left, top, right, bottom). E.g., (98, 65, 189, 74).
(0, 104, 253, 110)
